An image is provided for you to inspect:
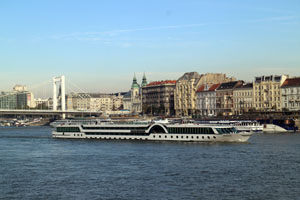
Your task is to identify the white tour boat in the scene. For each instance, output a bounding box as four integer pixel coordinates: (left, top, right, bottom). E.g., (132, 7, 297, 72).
(50, 118, 111, 127)
(52, 122, 253, 142)
(199, 120, 263, 132)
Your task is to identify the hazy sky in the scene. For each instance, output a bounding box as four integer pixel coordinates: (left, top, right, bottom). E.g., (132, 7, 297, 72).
(1, 0, 300, 96)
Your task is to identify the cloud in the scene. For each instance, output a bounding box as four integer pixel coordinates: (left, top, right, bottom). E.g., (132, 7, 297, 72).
(50, 14, 298, 41)
(50, 23, 207, 40)
(248, 15, 297, 23)
(48, 15, 298, 45)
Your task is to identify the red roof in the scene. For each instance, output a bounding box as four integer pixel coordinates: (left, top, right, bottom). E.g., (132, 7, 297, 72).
(196, 85, 205, 92)
(196, 83, 221, 93)
(209, 83, 221, 91)
(146, 80, 176, 87)
(282, 77, 300, 88)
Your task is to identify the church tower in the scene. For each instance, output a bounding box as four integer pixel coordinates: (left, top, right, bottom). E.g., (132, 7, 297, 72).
(131, 73, 140, 98)
(141, 72, 147, 87)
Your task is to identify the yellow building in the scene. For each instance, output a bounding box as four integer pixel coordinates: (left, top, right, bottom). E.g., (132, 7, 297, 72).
(253, 75, 288, 111)
(175, 72, 235, 116)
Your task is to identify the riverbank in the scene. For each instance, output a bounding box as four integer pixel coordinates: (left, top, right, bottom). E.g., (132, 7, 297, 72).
(0, 118, 51, 127)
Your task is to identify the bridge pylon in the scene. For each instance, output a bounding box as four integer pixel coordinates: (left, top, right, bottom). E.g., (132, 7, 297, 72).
(53, 76, 66, 118)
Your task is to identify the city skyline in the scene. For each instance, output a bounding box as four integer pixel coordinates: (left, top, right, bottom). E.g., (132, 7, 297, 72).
(1, 0, 300, 93)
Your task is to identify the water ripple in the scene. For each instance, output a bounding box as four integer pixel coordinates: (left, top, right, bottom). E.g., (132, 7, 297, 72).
(0, 127, 300, 199)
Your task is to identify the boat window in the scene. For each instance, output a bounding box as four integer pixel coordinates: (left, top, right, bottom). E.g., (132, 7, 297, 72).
(57, 127, 80, 132)
(221, 128, 229, 133)
(216, 128, 223, 134)
(230, 128, 237, 133)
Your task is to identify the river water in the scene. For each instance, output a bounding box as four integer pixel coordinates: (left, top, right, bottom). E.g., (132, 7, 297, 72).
(0, 126, 300, 200)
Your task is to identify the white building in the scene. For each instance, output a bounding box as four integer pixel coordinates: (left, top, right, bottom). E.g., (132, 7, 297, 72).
(66, 93, 123, 112)
(123, 73, 147, 113)
(233, 83, 253, 115)
(281, 77, 300, 111)
(34, 98, 51, 109)
(67, 93, 91, 111)
(123, 91, 132, 111)
(13, 85, 28, 92)
(196, 83, 220, 117)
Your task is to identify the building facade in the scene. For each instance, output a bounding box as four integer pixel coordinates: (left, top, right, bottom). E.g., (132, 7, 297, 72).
(66, 93, 91, 111)
(131, 74, 142, 113)
(66, 93, 122, 112)
(253, 75, 288, 111)
(175, 72, 235, 116)
(90, 94, 113, 111)
(216, 81, 243, 116)
(0, 85, 35, 109)
(174, 72, 202, 116)
(124, 73, 147, 113)
(112, 93, 123, 111)
(34, 98, 51, 109)
(123, 91, 132, 111)
(233, 83, 253, 115)
(281, 77, 300, 111)
(196, 83, 220, 117)
(142, 80, 176, 116)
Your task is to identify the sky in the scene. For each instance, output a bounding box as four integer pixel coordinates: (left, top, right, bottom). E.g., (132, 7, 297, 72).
(0, 0, 300, 96)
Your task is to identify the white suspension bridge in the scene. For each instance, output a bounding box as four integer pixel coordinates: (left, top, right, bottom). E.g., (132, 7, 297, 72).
(0, 76, 102, 119)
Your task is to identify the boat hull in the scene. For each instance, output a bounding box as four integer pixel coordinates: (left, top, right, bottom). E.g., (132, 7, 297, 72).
(52, 131, 252, 143)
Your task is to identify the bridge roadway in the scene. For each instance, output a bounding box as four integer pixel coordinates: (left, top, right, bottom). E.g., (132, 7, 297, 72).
(0, 109, 102, 116)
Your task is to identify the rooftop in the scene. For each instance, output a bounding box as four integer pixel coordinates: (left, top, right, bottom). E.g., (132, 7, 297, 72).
(178, 72, 202, 81)
(217, 81, 242, 90)
(281, 77, 300, 88)
(235, 83, 253, 90)
(196, 83, 221, 93)
(196, 85, 205, 92)
(209, 83, 221, 91)
(146, 80, 176, 87)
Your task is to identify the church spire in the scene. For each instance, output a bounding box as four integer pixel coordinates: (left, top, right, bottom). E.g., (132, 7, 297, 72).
(141, 72, 147, 87)
(131, 73, 140, 89)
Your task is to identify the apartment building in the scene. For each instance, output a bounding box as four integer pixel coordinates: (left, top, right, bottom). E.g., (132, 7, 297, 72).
(175, 72, 235, 116)
(253, 75, 288, 111)
(142, 80, 176, 116)
(281, 77, 300, 111)
(216, 81, 243, 116)
(196, 83, 220, 117)
(233, 83, 253, 115)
